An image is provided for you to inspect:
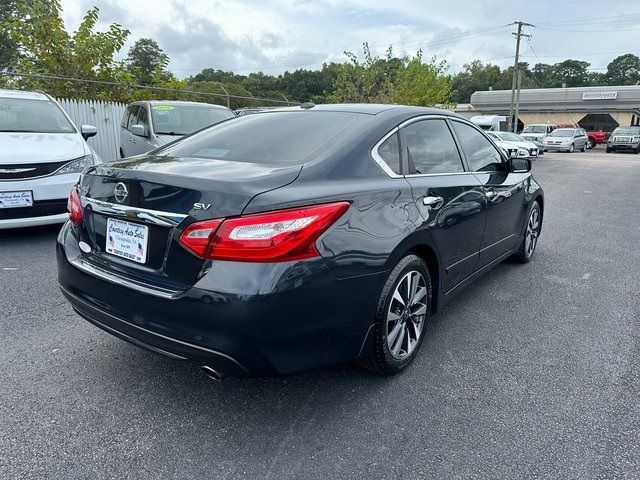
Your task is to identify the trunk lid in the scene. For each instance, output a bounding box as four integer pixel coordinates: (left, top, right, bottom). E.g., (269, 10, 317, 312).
(75, 155, 302, 289)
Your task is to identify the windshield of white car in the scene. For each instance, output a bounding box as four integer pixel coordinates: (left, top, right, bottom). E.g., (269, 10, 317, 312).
(548, 130, 574, 137)
(0, 98, 76, 133)
(151, 104, 235, 135)
(522, 126, 547, 133)
(496, 132, 521, 141)
(613, 127, 640, 135)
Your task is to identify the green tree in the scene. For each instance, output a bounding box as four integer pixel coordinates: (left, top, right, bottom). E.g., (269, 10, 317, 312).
(552, 59, 590, 87)
(451, 61, 503, 103)
(0, 0, 21, 71)
(126, 38, 169, 85)
(189, 68, 246, 85)
(5, 0, 130, 100)
(391, 51, 451, 106)
(605, 53, 640, 85)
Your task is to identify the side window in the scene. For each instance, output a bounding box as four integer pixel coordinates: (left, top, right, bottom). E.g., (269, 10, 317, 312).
(451, 121, 505, 173)
(121, 106, 130, 128)
(402, 119, 464, 175)
(126, 105, 140, 130)
(137, 105, 150, 132)
(376, 132, 401, 175)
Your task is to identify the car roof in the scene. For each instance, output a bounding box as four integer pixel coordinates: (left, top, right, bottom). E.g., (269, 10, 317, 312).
(264, 103, 464, 118)
(132, 100, 231, 110)
(0, 89, 51, 101)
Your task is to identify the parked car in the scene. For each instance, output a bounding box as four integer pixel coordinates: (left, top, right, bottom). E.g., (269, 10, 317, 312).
(58, 104, 544, 379)
(606, 126, 640, 153)
(520, 124, 556, 143)
(542, 128, 589, 153)
(487, 131, 540, 158)
(119, 101, 235, 158)
(586, 130, 610, 149)
(0, 89, 100, 229)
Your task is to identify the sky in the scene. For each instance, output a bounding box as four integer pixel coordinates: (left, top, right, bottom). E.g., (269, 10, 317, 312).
(59, 0, 640, 78)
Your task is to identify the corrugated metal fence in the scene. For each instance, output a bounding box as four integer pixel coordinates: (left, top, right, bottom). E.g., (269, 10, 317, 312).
(56, 98, 126, 163)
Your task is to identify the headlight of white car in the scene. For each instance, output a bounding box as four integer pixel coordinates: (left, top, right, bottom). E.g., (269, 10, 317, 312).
(53, 155, 96, 176)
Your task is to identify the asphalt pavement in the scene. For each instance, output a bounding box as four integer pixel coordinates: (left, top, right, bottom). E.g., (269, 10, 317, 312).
(1, 149, 639, 479)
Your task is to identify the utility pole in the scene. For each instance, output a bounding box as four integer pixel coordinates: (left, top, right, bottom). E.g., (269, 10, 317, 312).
(507, 21, 533, 132)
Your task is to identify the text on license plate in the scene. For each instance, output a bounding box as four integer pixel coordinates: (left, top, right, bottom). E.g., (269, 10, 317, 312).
(0, 191, 33, 209)
(105, 218, 149, 264)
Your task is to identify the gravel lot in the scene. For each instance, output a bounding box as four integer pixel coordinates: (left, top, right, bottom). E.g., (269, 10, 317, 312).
(1, 149, 639, 479)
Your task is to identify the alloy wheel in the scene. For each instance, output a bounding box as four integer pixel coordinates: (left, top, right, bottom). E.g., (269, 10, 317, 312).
(525, 208, 540, 258)
(386, 271, 427, 360)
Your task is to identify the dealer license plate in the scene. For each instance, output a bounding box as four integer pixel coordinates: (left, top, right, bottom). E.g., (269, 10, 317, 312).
(0, 191, 33, 209)
(105, 217, 149, 264)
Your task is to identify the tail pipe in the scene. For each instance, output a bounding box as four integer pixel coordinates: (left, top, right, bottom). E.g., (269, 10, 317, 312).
(201, 365, 225, 381)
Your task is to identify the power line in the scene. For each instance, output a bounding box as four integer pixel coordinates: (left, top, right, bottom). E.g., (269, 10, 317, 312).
(0, 71, 296, 105)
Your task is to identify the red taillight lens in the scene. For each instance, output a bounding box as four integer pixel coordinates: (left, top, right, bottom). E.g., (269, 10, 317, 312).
(179, 202, 349, 262)
(67, 186, 84, 225)
(178, 219, 222, 257)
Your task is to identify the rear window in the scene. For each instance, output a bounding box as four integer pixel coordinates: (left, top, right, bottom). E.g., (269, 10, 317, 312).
(161, 111, 366, 165)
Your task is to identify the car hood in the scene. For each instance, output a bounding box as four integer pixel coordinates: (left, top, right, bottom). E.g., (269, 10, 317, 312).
(0, 133, 88, 165)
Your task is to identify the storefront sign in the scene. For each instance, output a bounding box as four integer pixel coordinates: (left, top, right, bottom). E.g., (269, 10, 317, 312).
(582, 91, 618, 100)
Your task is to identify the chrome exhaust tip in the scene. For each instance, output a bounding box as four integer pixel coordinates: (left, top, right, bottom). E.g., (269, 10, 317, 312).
(202, 365, 224, 381)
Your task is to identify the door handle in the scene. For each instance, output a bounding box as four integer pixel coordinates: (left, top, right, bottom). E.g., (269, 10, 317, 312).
(485, 189, 497, 200)
(423, 195, 444, 208)
(131, 138, 136, 144)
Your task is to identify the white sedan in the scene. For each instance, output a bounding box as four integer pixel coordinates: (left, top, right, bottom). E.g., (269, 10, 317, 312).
(0, 89, 100, 229)
(487, 131, 540, 158)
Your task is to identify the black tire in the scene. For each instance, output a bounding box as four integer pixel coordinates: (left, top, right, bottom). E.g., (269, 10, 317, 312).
(588, 139, 596, 149)
(512, 201, 541, 264)
(606, 147, 612, 153)
(357, 254, 432, 375)
(581, 143, 587, 152)
(568, 143, 575, 153)
(634, 146, 640, 154)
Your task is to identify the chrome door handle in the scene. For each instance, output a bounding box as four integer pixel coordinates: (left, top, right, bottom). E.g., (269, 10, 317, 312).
(423, 195, 444, 208)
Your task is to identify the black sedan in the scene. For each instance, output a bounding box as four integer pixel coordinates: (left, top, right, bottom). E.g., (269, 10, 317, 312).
(57, 104, 543, 379)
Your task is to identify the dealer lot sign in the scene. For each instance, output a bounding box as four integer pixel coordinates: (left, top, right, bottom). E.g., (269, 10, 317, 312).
(582, 91, 618, 100)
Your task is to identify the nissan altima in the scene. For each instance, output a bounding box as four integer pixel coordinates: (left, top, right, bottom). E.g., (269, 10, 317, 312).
(57, 104, 544, 379)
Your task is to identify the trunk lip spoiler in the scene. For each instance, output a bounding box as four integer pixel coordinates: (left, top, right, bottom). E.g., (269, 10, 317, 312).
(81, 196, 188, 227)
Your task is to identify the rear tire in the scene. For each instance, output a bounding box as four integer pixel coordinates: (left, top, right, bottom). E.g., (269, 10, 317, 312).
(512, 201, 541, 264)
(581, 143, 587, 152)
(588, 139, 596, 149)
(357, 254, 432, 375)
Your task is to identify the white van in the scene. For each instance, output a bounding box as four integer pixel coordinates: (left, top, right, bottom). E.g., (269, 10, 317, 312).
(470, 115, 507, 132)
(0, 89, 100, 229)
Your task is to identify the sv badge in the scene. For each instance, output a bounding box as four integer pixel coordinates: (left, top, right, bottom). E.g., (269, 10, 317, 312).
(193, 203, 211, 211)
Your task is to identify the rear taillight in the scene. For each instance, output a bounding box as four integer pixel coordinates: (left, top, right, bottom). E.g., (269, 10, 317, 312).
(67, 186, 84, 225)
(179, 202, 349, 262)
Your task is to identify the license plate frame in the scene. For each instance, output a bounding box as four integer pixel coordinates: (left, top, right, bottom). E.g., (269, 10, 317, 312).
(105, 217, 149, 264)
(0, 190, 33, 209)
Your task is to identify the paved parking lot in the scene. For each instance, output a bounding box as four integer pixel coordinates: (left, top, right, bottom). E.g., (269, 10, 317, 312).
(1, 149, 639, 479)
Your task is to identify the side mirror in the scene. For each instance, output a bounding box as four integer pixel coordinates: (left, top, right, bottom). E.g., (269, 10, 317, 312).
(509, 157, 531, 173)
(130, 124, 148, 137)
(81, 125, 97, 140)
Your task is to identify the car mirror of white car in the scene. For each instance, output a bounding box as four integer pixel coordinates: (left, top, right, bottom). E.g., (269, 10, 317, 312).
(81, 124, 98, 140)
(130, 124, 148, 138)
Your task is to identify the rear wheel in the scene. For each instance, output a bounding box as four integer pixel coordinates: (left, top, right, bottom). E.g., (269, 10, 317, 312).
(581, 143, 587, 152)
(512, 201, 541, 264)
(588, 138, 596, 149)
(357, 254, 432, 375)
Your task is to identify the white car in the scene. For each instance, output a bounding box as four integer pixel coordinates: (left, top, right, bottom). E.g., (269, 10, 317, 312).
(0, 89, 100, 229)
(487, 131, 540, 158)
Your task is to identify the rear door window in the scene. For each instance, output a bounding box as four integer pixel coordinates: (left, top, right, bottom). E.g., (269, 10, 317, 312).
(401, 119, 464, 175)
(451, 121, 505, 173)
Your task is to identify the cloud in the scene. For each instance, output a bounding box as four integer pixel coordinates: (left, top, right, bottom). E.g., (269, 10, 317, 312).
(60, 0, 639, 78)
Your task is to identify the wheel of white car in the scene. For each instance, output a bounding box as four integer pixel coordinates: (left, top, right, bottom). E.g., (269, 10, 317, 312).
(568, 143, 574, 153)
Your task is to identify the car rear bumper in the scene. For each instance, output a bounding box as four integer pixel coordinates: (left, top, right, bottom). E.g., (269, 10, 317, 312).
(57, 222, 381, 377)
(0, 173, 77, 229)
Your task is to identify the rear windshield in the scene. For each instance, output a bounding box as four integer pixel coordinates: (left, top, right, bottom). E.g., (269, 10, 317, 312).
(0, 98, 75, 133)
(613, 127, 640, 135)
(151, 104, 235, 135)
(160, 111, 367, 164)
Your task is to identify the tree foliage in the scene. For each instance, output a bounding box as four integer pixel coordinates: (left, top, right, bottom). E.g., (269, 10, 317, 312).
(606, 54, 640, 85)
(126, 38, 170, 85)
